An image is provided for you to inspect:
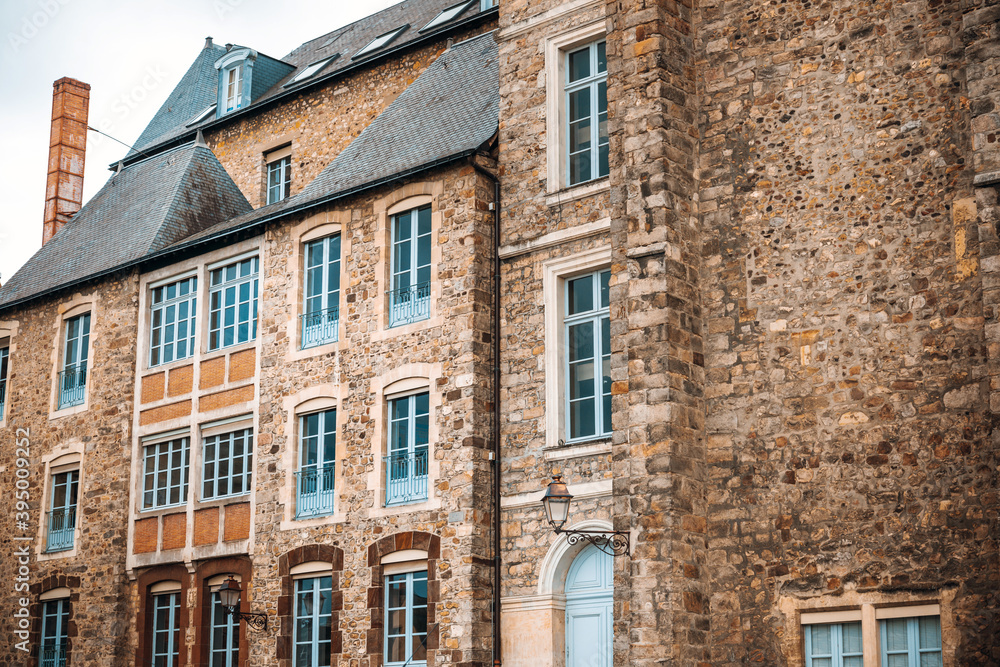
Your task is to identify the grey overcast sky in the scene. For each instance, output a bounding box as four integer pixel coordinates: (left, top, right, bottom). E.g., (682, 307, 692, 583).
(0, 0, 403, 283)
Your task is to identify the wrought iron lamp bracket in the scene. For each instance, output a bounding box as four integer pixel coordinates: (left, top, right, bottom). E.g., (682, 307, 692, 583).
(554, 527, 630, 557)
(226, 608, 268, 631)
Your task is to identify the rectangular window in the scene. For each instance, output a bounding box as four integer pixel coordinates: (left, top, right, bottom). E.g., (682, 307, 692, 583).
(209, 256, 259, 351)
(385, 393, 429, 506)
(301, 235, 341, 349)
(384, 570, 428, 666)
(296, 409, 337, 517)
(294, 576, 333, 667)
(225, 65, 243, 113)
(565, 269, 611, 441)
(267, 155, 292, 204)
(58, 313, 90, 409)
(0, 345, 8, 420)
(389, 206, 431, 327)
(881, 616, 942, 667)
(151, 592, 180, 667)
(202, 428, 253, 500)
(566, 40, 608, 186)
(804, 621, 863, 667)
(40, 598, 69, 667)
(210, 591, 239, 667)
(46, 470, 78, 553)
(150, 276, 197, 367)
(142, 437, 190, 510)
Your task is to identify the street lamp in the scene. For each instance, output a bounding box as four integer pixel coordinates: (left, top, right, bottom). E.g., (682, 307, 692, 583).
(540, 475, 630, 557)
(217, 575, 268, 631)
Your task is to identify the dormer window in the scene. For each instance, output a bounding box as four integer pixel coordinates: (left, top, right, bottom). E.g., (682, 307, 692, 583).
(353, 25, 408, 60)
(284, 55, 339, 88)
(226, 64, 245, 112)
(186, 104, 217, 127)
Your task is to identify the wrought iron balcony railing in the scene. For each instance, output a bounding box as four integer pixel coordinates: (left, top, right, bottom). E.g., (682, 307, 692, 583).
(46, 508, 76, 552)
(40, 645, 67, 667)
(57, 363, 87, 409)
(300, 306, 339, 349)
(295, 465, 336, 518)
(384, 448, 429, 506)
(388, 282, 430, 327)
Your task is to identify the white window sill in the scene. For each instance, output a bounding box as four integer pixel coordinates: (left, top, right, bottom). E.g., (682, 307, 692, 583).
(544, 438, 612, 461)
(545, 177, 610, 207)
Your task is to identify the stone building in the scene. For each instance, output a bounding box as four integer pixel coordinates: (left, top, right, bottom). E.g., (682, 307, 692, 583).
(2, 0, 1000, 666)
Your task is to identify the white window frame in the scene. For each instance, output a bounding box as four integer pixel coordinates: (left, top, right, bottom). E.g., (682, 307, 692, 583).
(301, 234, 341, 348)
(141, 436, 190, 510)
(388, 206, 432, 327)
(293, 575, 333, 667)
(385, 392, 430, 506)
(149, 275, 197, 367)
(564, 40, 608, 187)
(384, 569, 429, 667)
(225, 64, 244, 113)
(208, 256, 259, 351)
(545, 23, 608, 194)
(542, 247, 612, 451)
(151, 591, 181, 667)
(40, 596, 69, 667)
(296, 408, 337, 518)
(201, 427, 254, 500)
(267, 154, 291, 205)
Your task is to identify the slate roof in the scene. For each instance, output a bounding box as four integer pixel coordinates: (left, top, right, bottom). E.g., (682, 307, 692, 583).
(173, 31, 499, 248)
(129, 0, 495, 158)
(0, 145, 251, 309)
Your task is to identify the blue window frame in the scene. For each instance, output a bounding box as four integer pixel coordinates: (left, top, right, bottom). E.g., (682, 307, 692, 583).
(210, 591, 239, 667)
(389, 206, 431, 327)
(267, 155, 291, 204)
(565, 40, 608, 186)
(40, 598, 69, 667)
(294, 575, 333, 667)
(150, 276, 197, 367)
(142, 437, 190, 510)
(209, 257, 259, 351)
(58, 313, 89, 409)
(0, 345, 8, 420)
(46, 470, 78, 553)
(301, 235, 341, 349)
(202, 428, 253, 500)
(384, 570, 428, 667)
(385, 393, 429, 506)
(565, 269, 611, 442)
(881, 616, 942, 667)
(803, 622, 863, 667)
(296, 409, 337, 518)
(151, 592, 180, 667)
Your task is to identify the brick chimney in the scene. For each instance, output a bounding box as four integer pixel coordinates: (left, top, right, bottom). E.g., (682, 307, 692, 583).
(42, 77, 90, 245)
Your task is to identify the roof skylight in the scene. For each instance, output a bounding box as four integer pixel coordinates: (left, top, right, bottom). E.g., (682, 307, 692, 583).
(284, 55, 339, 87)
(420, 0, 476, 32)
(185, 104, 217, 127)
(353, 25, 409, 60)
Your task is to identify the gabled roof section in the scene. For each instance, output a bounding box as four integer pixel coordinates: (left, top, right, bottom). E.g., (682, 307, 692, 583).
(171, 32, 499, 247)
(131, 41, 227, 155)
(0, 145, 251, 309)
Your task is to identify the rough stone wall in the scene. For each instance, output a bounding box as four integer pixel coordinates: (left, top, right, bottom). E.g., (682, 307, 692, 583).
(696, 0, 999, 664)
(249, 161, 498, 667)
(206, 23, 495, 209)
(0, 274, 139, 667)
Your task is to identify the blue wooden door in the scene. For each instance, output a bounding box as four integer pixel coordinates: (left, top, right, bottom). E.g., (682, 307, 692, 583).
(565, 544, 613, 667)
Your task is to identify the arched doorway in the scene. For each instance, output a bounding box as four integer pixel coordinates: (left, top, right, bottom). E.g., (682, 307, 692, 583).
(565, 544, 613, 667)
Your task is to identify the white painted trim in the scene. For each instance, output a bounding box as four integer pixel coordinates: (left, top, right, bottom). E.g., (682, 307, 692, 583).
(543, 439, 611, 461)
(498, 218, 610, 259)
(499, 0, 604, 40)
(265, 144, 292, 161)
(151, 580, 182, 593)
(542, 247, 612, 451)
(206, 249, 259, 273)
(501, 478, 611, 510)
(200, 414, 253, 435)
(295, 396, 338, 415)
(148, 270, 198, 291)
(291, 561, 334, 578)
(875, 604, 940, 620)
(384, 376, 431, 400)
(387, 194, 434, 216)
(800, 609, 863, 624)
(141, 428, 190, 444)
(39, 587, 71, 601)
(537, 518, 612, 596)
(383, 560, 429, 576)
(544, 179, 610, 208)
(381, 549, 428, 564)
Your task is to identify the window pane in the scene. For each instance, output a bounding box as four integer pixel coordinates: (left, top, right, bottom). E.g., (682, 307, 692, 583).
(809, 624, 831, 655)
(884, 619, 909, 652)
(597, 41, 606, 72)
(568, 47, 590, 82)
(918, 616, 941, 649)
(841, 622, 862, 654)
(568, 323, 595, 365)
(567, 275, 593, 315)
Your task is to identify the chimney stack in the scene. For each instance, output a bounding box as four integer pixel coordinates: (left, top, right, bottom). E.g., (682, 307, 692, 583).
(42, 77, 90, 245)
